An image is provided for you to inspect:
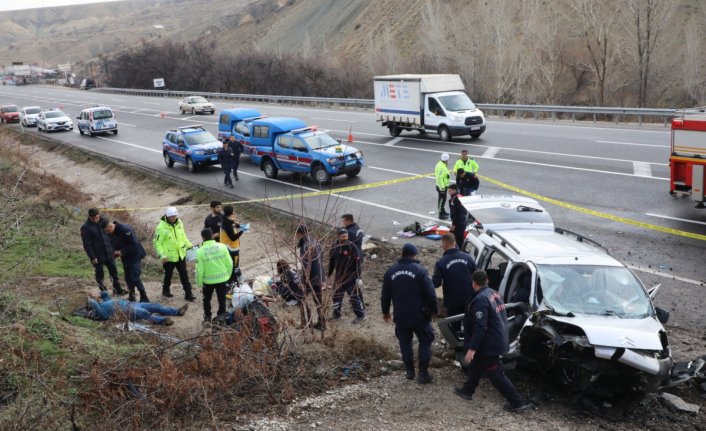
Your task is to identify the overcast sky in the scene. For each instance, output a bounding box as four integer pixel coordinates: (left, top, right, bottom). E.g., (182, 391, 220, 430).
(0, 0, 122, 12)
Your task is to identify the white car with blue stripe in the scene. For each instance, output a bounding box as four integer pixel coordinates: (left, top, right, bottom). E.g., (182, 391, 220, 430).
(76, 106, 118, 136)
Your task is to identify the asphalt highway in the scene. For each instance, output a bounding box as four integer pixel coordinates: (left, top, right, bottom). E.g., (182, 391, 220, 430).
(1, 85, 704, 329)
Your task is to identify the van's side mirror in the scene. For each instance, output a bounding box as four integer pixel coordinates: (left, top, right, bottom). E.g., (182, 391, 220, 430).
(655, 307, 669, 324)
(76, 116, 80, 120)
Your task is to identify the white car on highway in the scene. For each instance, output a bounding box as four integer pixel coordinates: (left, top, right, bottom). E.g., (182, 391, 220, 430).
(20, 106, 42, 127)
(179, 96, 215, 115)
(37, 109, 74, 132)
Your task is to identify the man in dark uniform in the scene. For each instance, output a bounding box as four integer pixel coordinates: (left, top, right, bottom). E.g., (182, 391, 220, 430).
(101, 219, 150, 303)
(228, 135, 242, 181)
(341, 214, 364, 253)
(454, 270, 535, 412)
(296, 224, 326, 330)
(432, 233, 476, 331)
(218, 140, 236, 188)
(448, 183, 468, 248)
(328, 228, 365, 323)
(456, 169, 474, 197)
(80, 208, 125, 295)
(381, 243, 438, 383)
(204, 200, 223, 242)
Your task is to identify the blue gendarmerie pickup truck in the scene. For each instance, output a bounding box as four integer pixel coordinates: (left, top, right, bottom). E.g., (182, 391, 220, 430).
(242, 117, 364, 184)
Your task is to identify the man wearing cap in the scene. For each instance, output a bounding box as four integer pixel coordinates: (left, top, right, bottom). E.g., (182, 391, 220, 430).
(454, 150, 480, 194)
(435, 153, 451, 220)
(455, 270, 535, 413)
(432, 233, 476, 333)
(100, 219, 149, 303)
(328, 228, 365, 323)
(153, 207, 196, 301)
(196, 228, 233, 322)
(218, 140, 236, 188)
(381, 243, 438, 383)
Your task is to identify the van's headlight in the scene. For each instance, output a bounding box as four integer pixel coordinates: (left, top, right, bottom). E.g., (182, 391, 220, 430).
(450, 114, 463, 122)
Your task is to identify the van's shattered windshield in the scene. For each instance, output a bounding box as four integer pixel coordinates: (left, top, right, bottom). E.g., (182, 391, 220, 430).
(537, 265, 653, 318)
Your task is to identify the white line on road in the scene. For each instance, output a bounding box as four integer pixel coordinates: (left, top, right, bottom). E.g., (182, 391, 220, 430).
(118, 122, 137, 127)
(627, 265, 704, 287)
(143, 102, 161, 105)
(353, 139, 670, 181)
(596, 140, 668, 148)
(310, 117, 357, 123)
(369, 166, 434, 178)
(95, 136, 161, 153)
(384, 137, 404, 147)
(482, 146, 500, 158)
(633, 161, 653, 177)
(645, 213, 706, 226)
(111, 99, 126, 102)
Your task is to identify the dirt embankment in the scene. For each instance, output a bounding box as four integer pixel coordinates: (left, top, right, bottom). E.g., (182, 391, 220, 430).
(2, 131, 704, 431)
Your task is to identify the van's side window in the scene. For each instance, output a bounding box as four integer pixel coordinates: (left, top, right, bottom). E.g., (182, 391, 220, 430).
(219, 114, 229, 126)
(277, 136, 293, 149)
(428, 98, 443, 116)
(253, 126, 269, 138)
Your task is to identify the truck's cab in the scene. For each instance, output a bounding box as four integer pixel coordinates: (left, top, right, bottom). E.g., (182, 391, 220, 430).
(424, 91, 485, 141)
(248, 117, 364, 184)
(217, 108, 262, 141)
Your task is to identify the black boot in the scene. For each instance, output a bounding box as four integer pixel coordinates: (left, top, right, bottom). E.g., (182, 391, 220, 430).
(417, 362, 433, 384)
(112, 278, 126, 295)
(404, 362, 415, 380)
(138, 289, 150, 303)
(162, 287, 173, 298)
(184, 288, 196, 302)
(127, 286, 136, 302)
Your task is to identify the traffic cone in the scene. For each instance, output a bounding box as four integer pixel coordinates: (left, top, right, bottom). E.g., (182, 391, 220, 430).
(59, 103, 64, 110)
(160, 111, 165, 119)
(347, 126, 354, 144)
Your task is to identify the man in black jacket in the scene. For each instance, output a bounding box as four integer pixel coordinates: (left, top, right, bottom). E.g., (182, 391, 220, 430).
(381, 243, 438, 383)
(432, 233, 476, 330)
(80, 208, 125, 295)
(101, 219, 149, 303)
(228, 135, 242, 181)
(448, 183, 468, 248)
(296, 224, 326, 330)
(454, 270, 534, 412)
(218, 140, 236, 188)
(328, 229, 365, 323)
(204, 200, 223, 242)
(341, 214, 364, 254)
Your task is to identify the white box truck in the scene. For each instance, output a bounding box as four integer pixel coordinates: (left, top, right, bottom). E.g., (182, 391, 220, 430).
(374, 74, 486, 141)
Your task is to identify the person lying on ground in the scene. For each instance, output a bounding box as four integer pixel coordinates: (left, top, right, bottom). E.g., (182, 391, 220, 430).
(86, 291, 188, 326)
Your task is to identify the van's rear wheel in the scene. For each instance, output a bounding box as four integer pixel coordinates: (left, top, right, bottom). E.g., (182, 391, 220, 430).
(389, 123, 401, 137)
(164, 152, 174, 168)
(263, 159, 278, 179)
(439, 126, 451, 142)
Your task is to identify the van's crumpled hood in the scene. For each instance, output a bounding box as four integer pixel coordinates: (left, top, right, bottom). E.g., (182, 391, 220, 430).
(548, 315, 664, 351)
(317, 145, 360, 157)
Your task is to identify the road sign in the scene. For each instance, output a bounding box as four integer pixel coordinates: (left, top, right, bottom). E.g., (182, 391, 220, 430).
(13, 64, 30, 76)
(153, 78, 165, 88)
(58, 63, 71, 72)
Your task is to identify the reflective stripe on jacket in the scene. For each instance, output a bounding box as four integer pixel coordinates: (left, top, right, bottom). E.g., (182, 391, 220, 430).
(153, 217, 192, 262)
(195, 240, 233, 287)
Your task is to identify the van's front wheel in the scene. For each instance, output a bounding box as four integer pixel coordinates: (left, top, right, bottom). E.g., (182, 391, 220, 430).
(312, 165, 332, 185)
(439, 126, 451, 142)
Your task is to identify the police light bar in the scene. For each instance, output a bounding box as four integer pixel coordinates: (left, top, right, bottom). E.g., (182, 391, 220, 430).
(178, 124, 204, 130)
(290, 126, 316, 134)
(243, 115, 267, 122)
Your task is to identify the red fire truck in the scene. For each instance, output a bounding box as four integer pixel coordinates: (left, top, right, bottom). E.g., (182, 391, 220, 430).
(670, 112, 706, 208)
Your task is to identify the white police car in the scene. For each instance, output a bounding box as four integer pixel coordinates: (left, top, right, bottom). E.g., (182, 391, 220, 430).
(76, 106, 118, 136)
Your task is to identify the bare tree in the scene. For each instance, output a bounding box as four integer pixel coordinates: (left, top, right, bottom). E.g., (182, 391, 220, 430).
(621, 0, 678, 107)
(683, 13, 706, 106)
(420, 0, 448, 73)
(567, 0, 621, 106)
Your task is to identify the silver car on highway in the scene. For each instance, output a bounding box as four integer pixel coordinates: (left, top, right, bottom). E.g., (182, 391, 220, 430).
(20, 106, 42, 127)
(178, 96, 215, 115)
(37, 109, 74, 132)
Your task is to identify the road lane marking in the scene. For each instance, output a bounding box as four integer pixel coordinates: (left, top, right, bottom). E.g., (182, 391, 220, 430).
(596, 140, 668, 148)
(143, 102, 161, 105)
(384, 137, 403, 147)
(352, 139, 669, 180)
(627, 265, 704, 286)
(310, 117, 357, 123)
(633, 161, 653, 177)
(482, 146, 500, 158)
(645, 213, 706, 226)
(94, 136, 161, 153)
(118, 122, 137, 127)
(479, 174, 706, 241)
